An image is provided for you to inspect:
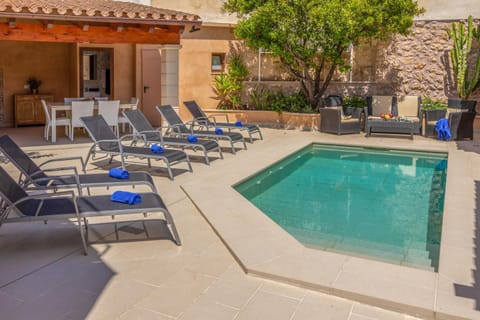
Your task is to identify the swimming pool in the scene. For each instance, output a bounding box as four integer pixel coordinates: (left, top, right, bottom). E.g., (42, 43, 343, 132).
(234, 144, 447, 271)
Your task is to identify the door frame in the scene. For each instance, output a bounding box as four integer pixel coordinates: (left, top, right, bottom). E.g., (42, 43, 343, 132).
(79, 47, 114, 98)
(140, 48, 163, 125)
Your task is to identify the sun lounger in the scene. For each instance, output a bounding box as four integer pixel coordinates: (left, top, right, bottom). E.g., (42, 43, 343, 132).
(183, 100, 263, 143)
(0, 166, 181, 255)
(80, 115, 192, 180)
(156, 105, 247, 154)
(0, 134, 157, 195)
(122, 109, 223, 165)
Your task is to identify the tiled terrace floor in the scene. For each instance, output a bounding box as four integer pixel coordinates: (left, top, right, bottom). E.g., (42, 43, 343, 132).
(0, 125, 478, 320)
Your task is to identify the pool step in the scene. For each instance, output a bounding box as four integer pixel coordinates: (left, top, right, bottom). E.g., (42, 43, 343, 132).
(287, 227, 436, 271)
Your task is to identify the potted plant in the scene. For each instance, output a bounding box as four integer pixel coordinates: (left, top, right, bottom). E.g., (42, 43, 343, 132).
(448, 16, 480, 105)
(26, 77, 42, 94)
(343, 96, 367, 117)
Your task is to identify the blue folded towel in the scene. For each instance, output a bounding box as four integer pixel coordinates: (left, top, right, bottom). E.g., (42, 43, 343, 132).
(235, 121, 243, 127)
(151, 144, 164, 153)
(215, 128, 224, 135)
(435, 118, 451, 141)
(109, 168, 130, 179)
(110, 191, 142, 205)
(187, 134, 198, 143)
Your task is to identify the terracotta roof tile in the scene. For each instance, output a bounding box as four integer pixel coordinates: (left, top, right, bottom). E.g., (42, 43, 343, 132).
(0, 0, 201, 24)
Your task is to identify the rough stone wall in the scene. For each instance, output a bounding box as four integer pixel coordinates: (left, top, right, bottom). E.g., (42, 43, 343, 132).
(375, 20, 480, 102)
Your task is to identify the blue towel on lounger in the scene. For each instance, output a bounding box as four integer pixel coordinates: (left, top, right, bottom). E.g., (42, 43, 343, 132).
(109, 168, 130, 179)
(110, 190, 142, 205)
(435, 118, 451, 141)
(235, 121, 243, 127)
(215, 128, 224, 135)
(187, 134, 198, 143)
(150, 144, 164, 153)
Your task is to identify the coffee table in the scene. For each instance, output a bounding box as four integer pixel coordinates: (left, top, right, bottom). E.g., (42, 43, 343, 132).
(365, 118, 415, 140)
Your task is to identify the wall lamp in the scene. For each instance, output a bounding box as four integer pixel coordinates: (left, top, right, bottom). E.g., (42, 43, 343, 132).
(189, 25, 201, 33)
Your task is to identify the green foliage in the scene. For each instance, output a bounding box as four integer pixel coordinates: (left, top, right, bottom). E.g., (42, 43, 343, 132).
(343, 96, 367, 108)
(248, 87, 313, 113)
(225, 0, 423, 109)
(448, 16, 480, 99)
(268, 91, 313, 113)
(248, 85, 271, 110)
(421, 97, 447, 110)
(27, 77, 42, 90)
(212, 54, 249, 109)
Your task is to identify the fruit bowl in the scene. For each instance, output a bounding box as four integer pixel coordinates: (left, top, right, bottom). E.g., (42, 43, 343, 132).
(380, 113, 396, 120)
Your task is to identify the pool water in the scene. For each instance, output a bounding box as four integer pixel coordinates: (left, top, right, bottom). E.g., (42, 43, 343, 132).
(235, 144, 447, 271)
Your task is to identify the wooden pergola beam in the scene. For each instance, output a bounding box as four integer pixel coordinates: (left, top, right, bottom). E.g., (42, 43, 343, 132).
(0, 21, 181, 44)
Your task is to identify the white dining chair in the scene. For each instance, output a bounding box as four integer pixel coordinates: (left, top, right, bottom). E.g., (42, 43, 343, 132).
(98, 100, 120, 137)
(118, 97, 139, 133)
(41, 100, 71, 142)
(70, 100, 94, 141)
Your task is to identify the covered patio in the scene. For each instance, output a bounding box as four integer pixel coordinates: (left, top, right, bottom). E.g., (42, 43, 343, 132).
(0, 0, 201, 129)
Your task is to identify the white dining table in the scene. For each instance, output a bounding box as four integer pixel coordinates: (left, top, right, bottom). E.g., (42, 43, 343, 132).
(49, 103, 137, 143)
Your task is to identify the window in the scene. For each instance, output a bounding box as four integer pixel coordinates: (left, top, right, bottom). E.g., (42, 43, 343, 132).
(211, 53, 225, 72)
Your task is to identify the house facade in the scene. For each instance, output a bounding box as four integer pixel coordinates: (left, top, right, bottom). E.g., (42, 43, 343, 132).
(0, 0, 479, 128)
(151, 0, 480, 114)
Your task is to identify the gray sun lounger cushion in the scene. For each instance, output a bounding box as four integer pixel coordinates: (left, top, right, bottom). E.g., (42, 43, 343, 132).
(0, 134, 156, 193)
(183, 100, 263, 143)
(122, 109, 223, 164)
(0, 166, 181, 255)
(80, 115, 192, 180)
(156, 105, 247, 154)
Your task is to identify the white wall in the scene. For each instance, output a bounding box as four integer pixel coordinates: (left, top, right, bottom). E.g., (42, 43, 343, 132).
(417, 0, 480, 20)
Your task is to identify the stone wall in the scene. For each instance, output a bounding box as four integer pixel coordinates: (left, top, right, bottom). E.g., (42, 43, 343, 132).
(241, 20, 480, 106)
(376, 21, 452, 99)
(376, 20, 480, 103)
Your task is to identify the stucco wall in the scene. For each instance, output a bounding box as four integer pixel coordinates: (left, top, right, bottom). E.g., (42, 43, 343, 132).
(417, 0, 480, 20)
(0, 42, 135, 127)
(0, 41, 73, 127)
(152, 0, 236, 24)
(178, 26, 240, 113)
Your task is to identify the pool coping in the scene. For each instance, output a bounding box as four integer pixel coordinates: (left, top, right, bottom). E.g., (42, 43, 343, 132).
(181, 133, 478, 320)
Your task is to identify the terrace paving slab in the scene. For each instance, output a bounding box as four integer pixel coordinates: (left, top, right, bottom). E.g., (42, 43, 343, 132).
(0, 126, 476, 320)
(181, 130, 480, 320)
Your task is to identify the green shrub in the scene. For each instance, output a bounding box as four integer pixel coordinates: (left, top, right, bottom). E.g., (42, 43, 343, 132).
(421, 97, 447, 110)
(248, 85, 272, 110)
(343, 96, 367, 108)
(267, 91, 313, 113)
(212, 53, 249, 109)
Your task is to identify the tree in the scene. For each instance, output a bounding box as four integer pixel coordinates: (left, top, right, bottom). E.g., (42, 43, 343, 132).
(225, 0, 424, 109)
(448, 16, 480, 99)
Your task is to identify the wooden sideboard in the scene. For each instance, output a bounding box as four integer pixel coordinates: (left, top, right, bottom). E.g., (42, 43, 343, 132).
(14, 94, 54, 127)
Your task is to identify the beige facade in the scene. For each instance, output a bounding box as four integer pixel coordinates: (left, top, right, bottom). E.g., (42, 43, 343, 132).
(151, 0, 480, 112)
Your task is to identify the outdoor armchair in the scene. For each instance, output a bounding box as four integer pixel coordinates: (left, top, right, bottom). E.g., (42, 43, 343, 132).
(80, 115, 192, 180)
(366, 95, 395, 119)
(319, 107, 362, 134)
(156, 105, 247, 154)
(396, 96, 422, 134)
(183, 100, 263, 143)
(123, 109, 223, 165)
(0, 134, 157, 195)
(424, 99, 476, 140)
(0, 166, 181, 255)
